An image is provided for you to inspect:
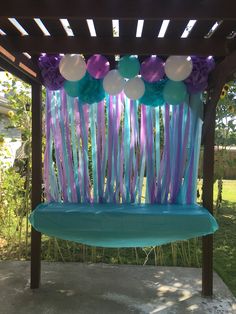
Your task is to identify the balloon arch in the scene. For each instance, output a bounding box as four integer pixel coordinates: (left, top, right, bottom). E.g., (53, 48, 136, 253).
(38, 54, 215, 106)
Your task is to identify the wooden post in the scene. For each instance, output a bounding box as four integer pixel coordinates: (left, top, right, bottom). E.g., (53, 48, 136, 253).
(202, 101, 216, 296)
(201, 77, 224, 296)
(31, 83, 42, 289)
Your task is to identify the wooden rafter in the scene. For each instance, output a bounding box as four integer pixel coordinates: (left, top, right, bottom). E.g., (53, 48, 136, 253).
(1, 0, 236, 20)
(0, 40, 41, 84)
(1, 36, 235, 56)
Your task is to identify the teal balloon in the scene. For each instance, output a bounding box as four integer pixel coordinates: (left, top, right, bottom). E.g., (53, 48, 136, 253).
(64, 80, 80, 97)
(163, 80, 187, 105)
(118, 55, 140, 79)
(139, 79, 167, 106)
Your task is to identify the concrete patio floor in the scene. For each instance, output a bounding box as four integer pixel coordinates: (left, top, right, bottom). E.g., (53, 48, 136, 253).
(0, 261, 235, 314)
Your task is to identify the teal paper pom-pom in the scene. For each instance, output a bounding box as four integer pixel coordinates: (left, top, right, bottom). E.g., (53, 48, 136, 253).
(139, 79, 167, 106)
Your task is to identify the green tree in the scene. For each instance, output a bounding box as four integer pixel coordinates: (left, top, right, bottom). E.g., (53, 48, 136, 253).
(214, 81, 236, 210)
(0, 72, 32, 258)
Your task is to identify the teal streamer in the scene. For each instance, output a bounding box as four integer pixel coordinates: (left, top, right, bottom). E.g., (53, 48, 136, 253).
(111, 97, 116, 201)
(90, 103, 98, 202)
(139, 105, 147, 203)
(176, 105, 191, 204)
(78, 103, 90, 202)
(67, 96, 81, 202)
(124, 97, 131, 202)
(189, 93, 203, 203)
(50, 92, 65, 200)
(47, 92, 59, 200)
(75, 101, 85, 202)
(155, 107, 160, 182)
(57, 92, 72, 201)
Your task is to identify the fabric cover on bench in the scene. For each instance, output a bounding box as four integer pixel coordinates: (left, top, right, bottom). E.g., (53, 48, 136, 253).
(30, 202, 218, 248)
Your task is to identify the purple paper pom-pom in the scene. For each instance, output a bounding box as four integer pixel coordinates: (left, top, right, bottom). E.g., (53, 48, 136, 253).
(184, 56, 215, 94)
(38, 54, 65, 90)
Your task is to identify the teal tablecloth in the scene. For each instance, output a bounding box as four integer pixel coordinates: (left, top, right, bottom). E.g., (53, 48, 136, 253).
(30, 203, 218, 248)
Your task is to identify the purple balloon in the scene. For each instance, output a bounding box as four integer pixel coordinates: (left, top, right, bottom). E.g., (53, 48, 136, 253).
(87, 54, 110, 79)
(38, 54, 65, 90)
(140, 56, 165, 82)
(184, 56, 215, 94)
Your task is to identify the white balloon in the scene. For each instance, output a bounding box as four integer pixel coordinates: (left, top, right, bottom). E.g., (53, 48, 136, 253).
(59, 54, 86, 81)
(164, 56, 193, 81)
(103, 70, 125, 95)
(124, 77, 145, 100)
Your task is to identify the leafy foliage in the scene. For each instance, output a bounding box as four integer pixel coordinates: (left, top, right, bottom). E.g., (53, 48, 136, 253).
(216, 82, 236, 147)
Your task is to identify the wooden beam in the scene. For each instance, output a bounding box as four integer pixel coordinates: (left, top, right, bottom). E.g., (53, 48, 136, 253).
(0, 39, 41, 84)
(1, 0, 236, 19)
(0, 36, 233, 56)
(0, 55, 38, 84)
(31, 83, 42, 289)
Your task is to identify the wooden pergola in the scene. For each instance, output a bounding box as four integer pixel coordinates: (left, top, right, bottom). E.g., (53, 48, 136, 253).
(1, 0, 236, 297)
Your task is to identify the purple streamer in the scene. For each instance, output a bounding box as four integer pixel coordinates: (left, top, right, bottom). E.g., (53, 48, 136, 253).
(106, 96, 114, 200)
(61, 91, 77, 202)
(44, 90, 52, 201)
(96, 101, 103, 201)
(170, 104, 184, 202)
(54, 94, 68, 201)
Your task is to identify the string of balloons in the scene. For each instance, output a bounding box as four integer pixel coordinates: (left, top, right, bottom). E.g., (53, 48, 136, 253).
(38, 54, 215, 105)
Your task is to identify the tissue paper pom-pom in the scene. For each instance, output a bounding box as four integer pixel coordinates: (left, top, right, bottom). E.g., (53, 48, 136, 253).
(38, 54, 65, 90)
(38, 54, 61, 70)
(77, 72, 105, 104)
(41, 68, 65, 90)
(64, 80, 80, 97)
(139, 79, 167, 106)
(184, 56, 215, 94)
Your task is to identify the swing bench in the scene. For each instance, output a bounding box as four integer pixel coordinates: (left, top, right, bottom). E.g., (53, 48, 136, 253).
(30, 91, 218, 247)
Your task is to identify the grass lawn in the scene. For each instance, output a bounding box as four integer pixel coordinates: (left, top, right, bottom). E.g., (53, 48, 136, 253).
(213, 180, 236, 296)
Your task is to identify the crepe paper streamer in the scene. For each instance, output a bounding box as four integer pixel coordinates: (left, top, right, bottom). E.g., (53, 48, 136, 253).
(30, 203, 218, 248)
(44, 90, 205, 206)
(90, 104, 98, 202)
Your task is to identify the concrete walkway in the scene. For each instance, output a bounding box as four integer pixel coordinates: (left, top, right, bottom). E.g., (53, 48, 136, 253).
(0, 261, 235, 314)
